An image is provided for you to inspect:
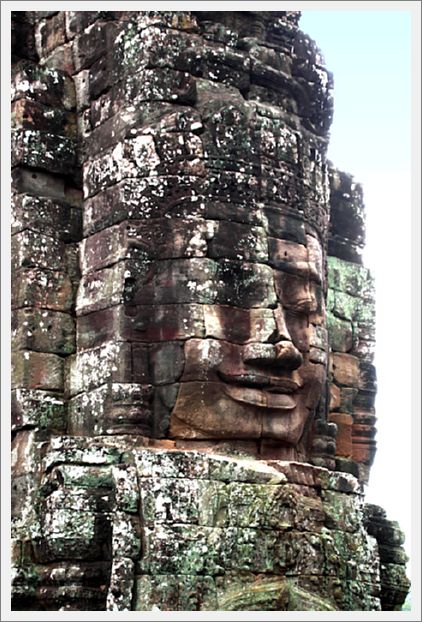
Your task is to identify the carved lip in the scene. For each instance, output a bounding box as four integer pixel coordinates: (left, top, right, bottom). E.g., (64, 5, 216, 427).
(223, 383, 297, 410)
(218, 372, 300, 394)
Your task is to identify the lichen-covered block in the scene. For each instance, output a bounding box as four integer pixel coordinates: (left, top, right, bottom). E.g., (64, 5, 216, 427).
(327, 313, 353, 353)
(11, 98, 77, 137)
(33, 489, 108, 562)
(11, 129, 76, 175)
(83, 175, 203, 235)
(12, 308, 75, 355)
(72, 21, 118, 72)
(133, 574, 217, 611)
(67, 342, 134, 396)
(12, 388, 66, 432)
(12, 267, 73, 311)
(76, 257, 152, 316)
(12, 60, 75, 110)
(11, 230, 65, 272)
(12, 193, 81, 242)
(68, 382, 154, 436)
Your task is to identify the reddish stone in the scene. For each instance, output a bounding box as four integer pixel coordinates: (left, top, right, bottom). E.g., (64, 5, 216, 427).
(11, 99, 76, 137)
(42, 43, 76, 76)
(329, 413, 353, 458)
(329, 384, 341, 411)
(331, 353, 360, 388)
(35, 13, 66, 58)
(204, 304, 276, 344)
(12, 351, 63, 391)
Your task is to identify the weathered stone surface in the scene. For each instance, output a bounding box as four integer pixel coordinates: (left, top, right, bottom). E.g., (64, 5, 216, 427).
(12, 350, 63, 391)
(10, 9, 408, 613)
(12, 389, 66, 432)
(12, 129, 76, 175)
(12, 230, 65, 272)
(12, 60, 75, 110)
(66, 342, 134, 396)
(12, 268, 73, 311)
(331, 352, 360, 388)
(68, 383, 154, 436)
(12, 193, 82, 242)
(12, 308, 75, 355)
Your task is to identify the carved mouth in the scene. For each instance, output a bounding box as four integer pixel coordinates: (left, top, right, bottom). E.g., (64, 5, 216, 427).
(218, 372, 299, 410)
(223, 384, 297, 409)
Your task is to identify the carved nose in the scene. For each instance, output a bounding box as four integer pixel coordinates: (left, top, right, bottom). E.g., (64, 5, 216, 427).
(243, 341, 303, 371)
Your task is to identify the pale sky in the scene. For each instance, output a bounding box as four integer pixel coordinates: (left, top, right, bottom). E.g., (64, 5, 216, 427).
(300, 9, 415, 561)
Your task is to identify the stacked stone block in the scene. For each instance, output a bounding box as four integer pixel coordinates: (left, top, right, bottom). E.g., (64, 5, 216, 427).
(11, 14, 83, 605)
(326, 168, 377, 483)
(10, 10, 410, 612)
(12, 438, 384, 611)
(364, 504, 410, 610)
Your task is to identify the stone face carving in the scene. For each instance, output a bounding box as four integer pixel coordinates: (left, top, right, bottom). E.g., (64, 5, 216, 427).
(10, 10, 410, 611)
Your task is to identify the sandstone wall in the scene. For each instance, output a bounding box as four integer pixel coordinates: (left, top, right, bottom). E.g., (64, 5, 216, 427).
(10, 10, 409, 611)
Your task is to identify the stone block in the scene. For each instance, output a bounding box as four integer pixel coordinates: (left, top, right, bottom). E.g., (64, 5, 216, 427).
(12, 351, 63, 391)
(11, 388, 66, 432)
(329, 383, 341, 411)
(153, 384, 179, 438)
(359, 360, 377, 392)
(149, 342, 185, 385)
(12, 308, 75, 355)
(67, 341, 133, 396)
(34, 489, 109, 562)
(208, 221, 267, 262)
(112, 465, 140, 513)
(41, 42, 76, 75)
(12, 167, 62, 201)
(12, 267, 73, 311)
(11, 193, 82, 242)
(11, 98, 76, 137)
(76, 257, 152, 316)
(134, 574, 217, 611)
(111, 512, 141, 559)
(11, 129, 76, 175)
(65, 12, 103, 39)
(327, 313, 353, 353)
(35, 12, 66, 57)
(83, 176, 203, 236)
(76, 303, 205, 349)
(72, 21, 118, 72)
(82, 133, 203, 197)
(328, 413, 353, 458)
(12, 60, 75, 110)
(68, 383, 154, 436)
(12, 230, 65, 272)
(331, 353, 360, 388)
(204, 305, 276, 344)
(129, 343, 150, 384)
(216, 260, 276, 308)
(107, 557, 135, 611)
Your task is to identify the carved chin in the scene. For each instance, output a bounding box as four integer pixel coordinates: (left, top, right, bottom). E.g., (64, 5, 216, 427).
(168, 380, 319, 445)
